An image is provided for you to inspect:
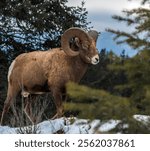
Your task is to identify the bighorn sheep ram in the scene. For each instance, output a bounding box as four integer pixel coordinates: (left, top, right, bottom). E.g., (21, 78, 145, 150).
(0, 27, 99, 124)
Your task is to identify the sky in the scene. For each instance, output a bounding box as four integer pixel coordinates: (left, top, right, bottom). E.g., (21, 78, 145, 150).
(67, 0, 143, 56)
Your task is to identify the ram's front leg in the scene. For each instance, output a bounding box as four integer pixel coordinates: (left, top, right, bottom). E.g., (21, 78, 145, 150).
(51, 89, 64, 119)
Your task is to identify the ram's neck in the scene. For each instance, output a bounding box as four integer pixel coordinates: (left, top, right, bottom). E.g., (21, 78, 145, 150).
(71, 55, 88, 83)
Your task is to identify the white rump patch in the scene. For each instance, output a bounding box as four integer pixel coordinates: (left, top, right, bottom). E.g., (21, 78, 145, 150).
(8, 60, 16, 82)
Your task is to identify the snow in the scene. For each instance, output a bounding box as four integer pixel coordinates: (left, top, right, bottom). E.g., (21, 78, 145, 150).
(98, 120, 120, 132)
(0, 117, 111, 134)
(133, 114, 150, 123)
(0, 115, 149, 134)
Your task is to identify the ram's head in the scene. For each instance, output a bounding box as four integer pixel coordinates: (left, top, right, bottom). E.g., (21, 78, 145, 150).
(61, 27, 99, 65)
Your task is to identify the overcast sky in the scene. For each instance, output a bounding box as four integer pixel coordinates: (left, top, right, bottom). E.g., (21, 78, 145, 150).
(68, 0, 142, 31)
(67, 0, 143, 56)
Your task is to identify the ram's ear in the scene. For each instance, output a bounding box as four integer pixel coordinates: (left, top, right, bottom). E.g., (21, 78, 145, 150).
(88, 30, 100, 43)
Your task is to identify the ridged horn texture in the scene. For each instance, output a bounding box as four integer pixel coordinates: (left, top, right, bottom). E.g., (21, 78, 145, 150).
(61, 27, 92, 56)
(88, 30, 99, 43)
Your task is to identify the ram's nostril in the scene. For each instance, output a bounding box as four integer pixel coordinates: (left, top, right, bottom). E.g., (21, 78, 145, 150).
(95, 58, 99, 62)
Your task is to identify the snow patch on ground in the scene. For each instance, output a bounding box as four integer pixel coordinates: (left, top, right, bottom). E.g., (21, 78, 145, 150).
(98, 120, 120, 132)
(0, 117, 114, 134)
(0, 115, 149, 134)
(133, 115, 150, 123)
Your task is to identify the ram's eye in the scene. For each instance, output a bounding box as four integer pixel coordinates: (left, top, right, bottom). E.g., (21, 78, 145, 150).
(82, 42, 89, 50)
(82, 45, 87, 50)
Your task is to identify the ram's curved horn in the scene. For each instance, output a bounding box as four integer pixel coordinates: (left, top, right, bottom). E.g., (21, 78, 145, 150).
(88, 30, 99, 43)
(61, 27, 92, 56)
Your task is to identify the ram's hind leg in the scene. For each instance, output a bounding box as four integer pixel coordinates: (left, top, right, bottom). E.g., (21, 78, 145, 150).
(0, 84, 20, 125)
(51, 89, 64, 120)
(0, 97, 13, 125)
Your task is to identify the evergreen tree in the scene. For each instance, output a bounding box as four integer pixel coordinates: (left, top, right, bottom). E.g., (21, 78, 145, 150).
(0, 0, 89, 61)
(66, 82, 150, 133)
(0, 51, 8, 109)
(107, 0, 150, 50)
(110, 50, 150, 114)
(106, 0, 150, 115)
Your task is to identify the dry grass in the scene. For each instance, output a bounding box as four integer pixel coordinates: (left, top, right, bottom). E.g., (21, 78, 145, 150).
(7, 94, 55, 128)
